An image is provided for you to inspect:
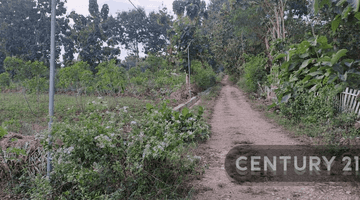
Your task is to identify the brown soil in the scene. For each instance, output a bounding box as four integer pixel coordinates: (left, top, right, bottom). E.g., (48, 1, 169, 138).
(190, 75, 360, 200)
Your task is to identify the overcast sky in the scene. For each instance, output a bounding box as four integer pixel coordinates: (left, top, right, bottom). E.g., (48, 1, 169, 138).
(62, 0, 210, 62)
(65, 0, 183, 18)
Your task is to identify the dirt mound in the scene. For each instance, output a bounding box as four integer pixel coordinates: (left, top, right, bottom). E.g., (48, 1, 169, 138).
(0, 132, 41, 152)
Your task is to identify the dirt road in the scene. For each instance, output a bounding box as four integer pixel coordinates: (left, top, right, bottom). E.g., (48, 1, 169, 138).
(191, 76, 360, 200)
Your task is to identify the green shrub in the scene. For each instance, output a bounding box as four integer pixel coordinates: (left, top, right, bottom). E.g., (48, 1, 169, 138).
(95, 59, 127, 94)
(279, 86, 339, 123)
(31, 100, 210, 199)
(0, 126, 7, 139)
(0, 72, 10, 89)
(192, 60, 216, 90)
(56, 61, 93, 91)
(24, 77, 48, 94)
(241, 53, 268, 93)
(4, 58, 48, 83)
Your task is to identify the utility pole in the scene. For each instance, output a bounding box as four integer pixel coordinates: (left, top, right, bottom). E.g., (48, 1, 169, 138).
(186, 40, 193, 99)
(47, 0, 56, 179)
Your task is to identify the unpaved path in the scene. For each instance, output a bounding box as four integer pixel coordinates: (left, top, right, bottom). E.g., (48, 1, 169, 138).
(191, 75, 360, 200)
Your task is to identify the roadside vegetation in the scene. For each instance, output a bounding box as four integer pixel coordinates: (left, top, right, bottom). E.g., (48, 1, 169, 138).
(224, 0, 360, 145)
(2, 0, 360, 199)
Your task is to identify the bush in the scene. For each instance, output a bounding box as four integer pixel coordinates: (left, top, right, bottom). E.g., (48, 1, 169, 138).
(0, 72, 10, 89)
(29, 100, 210, 199)
(56, 61, 93, 92)
(241, 53, 267, 93)
(192, 60, 216, 90)
(279, 86, 339, 123)
(95, 59, 127, 94)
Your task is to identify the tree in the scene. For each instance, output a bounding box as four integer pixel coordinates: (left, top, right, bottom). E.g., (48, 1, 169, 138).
(117, 8, 148, 61)
(69, 0, 121, 72)
(143, 7, 173, 55)
(0, 0, 70, 66)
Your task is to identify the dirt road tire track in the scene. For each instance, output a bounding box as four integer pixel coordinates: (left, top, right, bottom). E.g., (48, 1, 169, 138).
(191, 75, 360, 200)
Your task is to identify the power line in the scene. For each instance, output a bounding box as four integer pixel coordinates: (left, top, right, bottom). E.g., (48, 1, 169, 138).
(128, 0, 147, 19)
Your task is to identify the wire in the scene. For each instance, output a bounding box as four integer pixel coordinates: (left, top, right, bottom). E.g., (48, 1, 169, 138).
(128, 0, 147, 19)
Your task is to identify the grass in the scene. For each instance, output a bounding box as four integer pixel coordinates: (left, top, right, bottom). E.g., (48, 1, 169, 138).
(0, 91, 154, 134)
(264, 108, 360, 145)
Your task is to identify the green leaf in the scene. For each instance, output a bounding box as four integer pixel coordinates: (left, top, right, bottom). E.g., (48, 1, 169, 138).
(315, 75, 325, 80)
(289, 75, 298, 82)
(146, 103, 153, 111)
(308, 71, 323, 76)
(339, 72, 348, 81)
(322, 61, 332, 66)
(0, 126, 8, 139)
(355, 12, 360, 20)
(342, 5, 352, 19)
(299, 59, 313, 70)
(299, 53, 309, 58)
(281, 93, 291, 103)
(273, 53, 286, 63)
(331, 49, 348, 65)
(350, 0, 360, 12)
(314, 0, 320, 14)
(280, 61, 290, 71)
(336, 0, 347, 7)
(320, 0, 331, 8)
(197, 106, 204, 116)
(182, 107, 189, 116)
(268, 102, 277, 109)
(331, 15, 341, 33)
(309, 84, 319, 93)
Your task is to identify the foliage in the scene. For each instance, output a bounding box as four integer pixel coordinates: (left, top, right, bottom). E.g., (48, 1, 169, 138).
(241, 53, 268, 93)
(56, 61, 94, 92)
(68, 0, 121, 71)
(279, 86, 339, 123)
(95, 59, 126, 94)
(191, 60, 216, 90)
(0, 126, 7, 139)
(272, 35, 360, 103)
(0, 0, 70, 64)
(29, 100, 210, 199)
(0, 72, 10, 89)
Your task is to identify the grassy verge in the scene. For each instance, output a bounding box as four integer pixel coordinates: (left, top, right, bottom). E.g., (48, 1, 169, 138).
(246, 93, 360, 146)
(0, 88, 215, 199)
(0, 92, 153, 134)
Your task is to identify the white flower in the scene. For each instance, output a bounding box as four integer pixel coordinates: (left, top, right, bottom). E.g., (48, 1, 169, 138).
(92, 101, 96, 104)
(188, 131, 193, 135)
(98, 97, 103, 99)
(161, 142, 167, 147)
(131, 121, 137, 125)
(106, 126, 111, 129)
(68, 146, 74, 153)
